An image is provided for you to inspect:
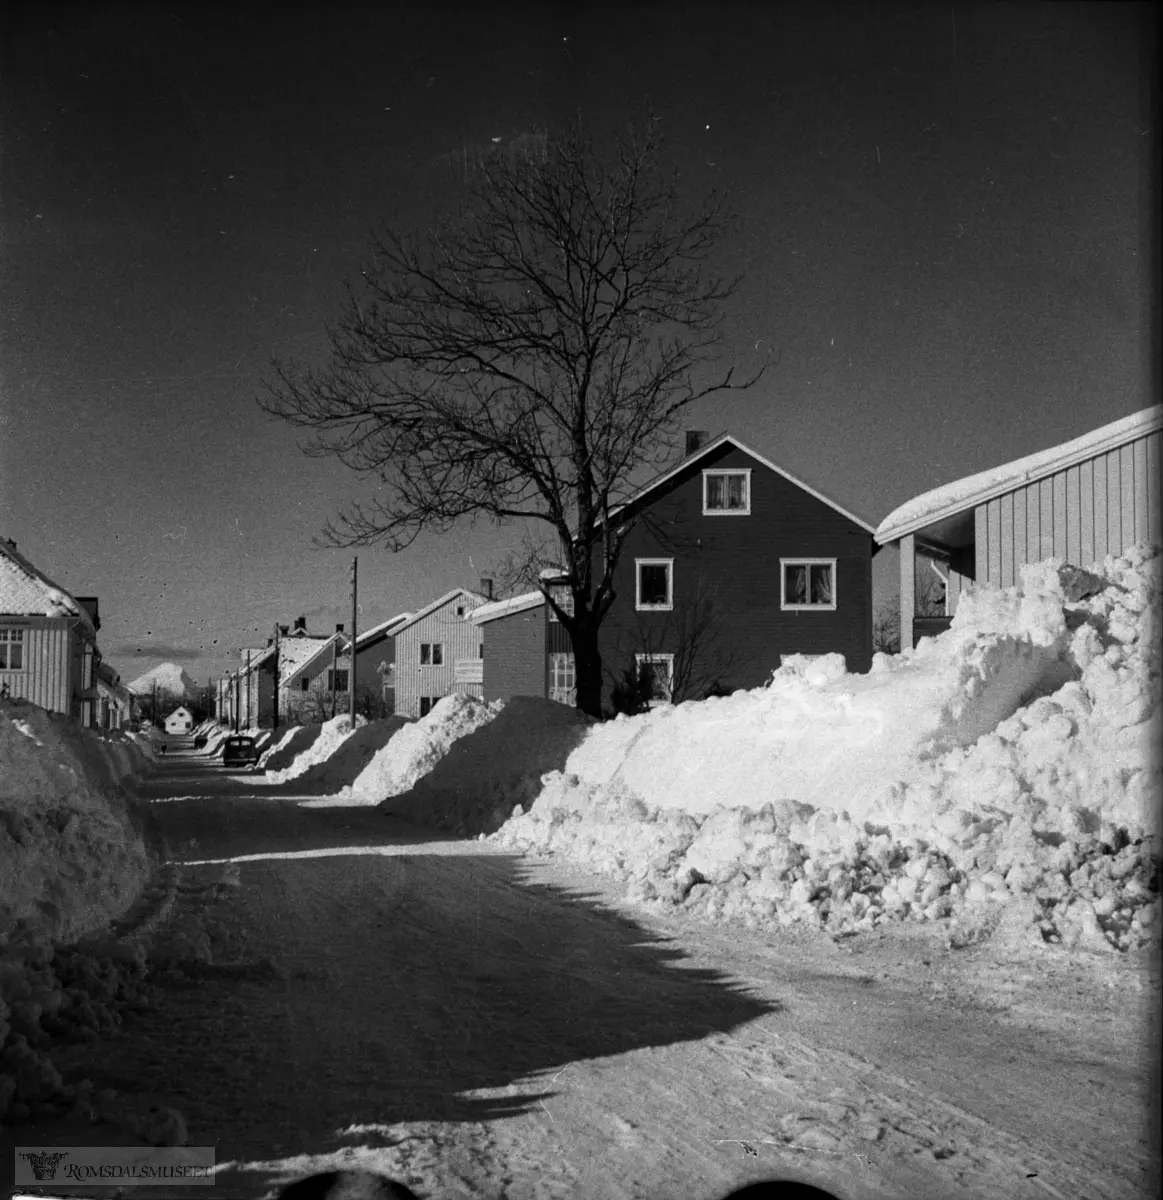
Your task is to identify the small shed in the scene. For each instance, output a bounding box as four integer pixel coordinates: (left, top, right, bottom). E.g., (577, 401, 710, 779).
(164, 706, 194, 734)
(876, 405, 1162, 651)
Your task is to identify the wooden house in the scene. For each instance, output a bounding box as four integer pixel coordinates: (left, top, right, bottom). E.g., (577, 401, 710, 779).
(353, 611, 412, 714)
(392, 588, 488, 717)
(471, 575, 575, 705)
(0, 537, 100, 725)
(164, 706, 194, 734)
(876, 405, 1162, 650)
(590, 432, 878, 709)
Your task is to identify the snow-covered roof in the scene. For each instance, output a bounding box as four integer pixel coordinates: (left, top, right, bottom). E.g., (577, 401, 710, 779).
(391, 588, 487, 634)
(471, 590, 546, 624)
(280, 631, 348, 685)
(0, 538, 95, 635)
(602, 434, 878, 534)
(875, 405, 1163, 545)
(355, 611, 412, 650)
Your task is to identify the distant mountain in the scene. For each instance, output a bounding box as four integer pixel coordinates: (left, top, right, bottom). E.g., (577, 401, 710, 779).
(127, 662, 200, 698)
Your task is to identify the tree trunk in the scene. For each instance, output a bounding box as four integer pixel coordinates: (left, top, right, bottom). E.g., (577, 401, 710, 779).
(571, 615, 604, 719)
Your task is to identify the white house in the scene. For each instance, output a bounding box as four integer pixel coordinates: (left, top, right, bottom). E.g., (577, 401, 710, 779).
(164, 706, 194, 734)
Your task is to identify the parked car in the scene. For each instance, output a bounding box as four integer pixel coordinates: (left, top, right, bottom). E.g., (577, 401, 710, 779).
(221, 735, 261, 770)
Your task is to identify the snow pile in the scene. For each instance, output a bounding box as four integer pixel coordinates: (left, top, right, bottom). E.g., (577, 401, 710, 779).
(263, 714, 368, 784)
(329, 694, 501, 806)
(0, 701, 158, 949)
(379, 696, 593, 832)
(494, 546, 1161, 954)
(273, 717, 408, 795)
(259, 724, 323, 771)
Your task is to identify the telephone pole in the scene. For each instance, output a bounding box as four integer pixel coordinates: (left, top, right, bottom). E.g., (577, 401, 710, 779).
(245, 649, 252, 731)
(349, 555, 358, 724)
(272, 622, 281, 732)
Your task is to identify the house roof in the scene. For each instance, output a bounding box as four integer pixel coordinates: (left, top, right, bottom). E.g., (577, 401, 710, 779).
(391, 588, 487, 634)
(0, 538, 96, 635)
(471, 590, 546, 624)
(875, 405, 1163, 545)
(355, 611, 412, 650)
(602, 433, 878, 534)
(280, 631, 349, 685)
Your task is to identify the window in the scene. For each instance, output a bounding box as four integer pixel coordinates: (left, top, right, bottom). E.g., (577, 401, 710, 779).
(0, 628, 24, 671)
(549, 653, 576, 706)
(780, 559, 836, 611)
(703, 469, 751, 514)
(456, 606, 466, 617)
(635, 654, 674, 706)
(419, 696, 434, 717)
(635, 559, 673, 611)
(327, 669, 349, 691)
(300, 678, 309, 691)
(420, 643, 444, 665)
(479, 644, 484, 658)
(547, 585, 574, 623)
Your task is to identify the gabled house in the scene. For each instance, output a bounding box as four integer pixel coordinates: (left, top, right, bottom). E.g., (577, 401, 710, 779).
(392, 587, 488, 717)
(227, 617, 332, 729)
(0, 537, 101, 725)
(354, 611, 412, 714)
(164, 706, 194, 734)
(280, 628, 351, 723)
(588, 431, 878, 709)
(876, 405, 1162, 651)
(95, 660, 132, 730)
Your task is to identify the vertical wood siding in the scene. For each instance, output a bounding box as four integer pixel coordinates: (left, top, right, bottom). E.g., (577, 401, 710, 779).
(974, 431, 1161, 584)
(395, 594, 485, 718)
(0, 617, 74, 713)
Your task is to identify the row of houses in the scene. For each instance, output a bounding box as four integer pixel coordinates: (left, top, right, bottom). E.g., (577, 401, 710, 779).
(214, 404, 1163, 724)
(4, 405, 1159, 730)
(0, 537, 133, 730)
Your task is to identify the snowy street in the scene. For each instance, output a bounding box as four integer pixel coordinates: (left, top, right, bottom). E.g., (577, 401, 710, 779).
(15, 747, 1152, 1200)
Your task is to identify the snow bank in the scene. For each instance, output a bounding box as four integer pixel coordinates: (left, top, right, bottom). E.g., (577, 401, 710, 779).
(263, 714, 368, 784)
(494, 546, 1162, 955)
(274, 718, 408, 795)
(260, 724, 323, 772)
(379, 696, 593, 832)
(0, 701, 158, 949)
(338, 694, 501, 805)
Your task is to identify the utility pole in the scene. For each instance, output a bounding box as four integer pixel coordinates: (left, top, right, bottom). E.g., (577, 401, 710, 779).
(245, 650, 251, 731)
(330, 628, 339, 720)
(349, 555, 358, 725)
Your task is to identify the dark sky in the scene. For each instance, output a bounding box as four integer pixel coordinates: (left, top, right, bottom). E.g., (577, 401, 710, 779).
(1, 1, 1154, 684)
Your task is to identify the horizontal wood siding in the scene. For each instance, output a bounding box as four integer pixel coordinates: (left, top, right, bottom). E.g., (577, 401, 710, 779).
(0, 616, 74, 713)
(395, 594, 485, 717)
(974, 431, 1161, 586)
(595, 444, 874, 709)
(482, 608, 546, 702)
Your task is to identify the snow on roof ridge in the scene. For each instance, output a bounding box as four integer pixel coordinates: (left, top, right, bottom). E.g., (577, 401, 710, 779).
(875, 404, 1163, 544)
(392, 588, 487, 633)
(472, 589, 546, 623)
(355, 611, 413, 646)
(0, 537, 95, 633)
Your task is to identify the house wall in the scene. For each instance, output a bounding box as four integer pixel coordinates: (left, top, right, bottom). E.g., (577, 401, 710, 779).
(282, 649, 349, 723)
(481, 607, 547, 702)
(973, 429, 1162, 586)
(355, 635, 395, 711)
(395, 595, 485, 717)
(594, 443, 874, 709)
(0, 616, 75, 713)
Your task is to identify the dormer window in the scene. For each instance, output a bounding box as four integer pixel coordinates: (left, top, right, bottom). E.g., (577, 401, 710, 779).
(703, 469, 751, 514)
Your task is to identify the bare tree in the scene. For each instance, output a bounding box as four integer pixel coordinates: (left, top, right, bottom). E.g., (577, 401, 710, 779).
(260, 113, 767, 716)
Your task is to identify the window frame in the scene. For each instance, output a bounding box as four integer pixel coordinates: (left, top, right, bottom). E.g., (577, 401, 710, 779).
(0, 627, 25, 671)
(702, 468, 752, 516)
(779, 557, 838, 612)
(634, 653, 675, 707)
(635, 558, 674, 612)
(547, 584, 574, 624)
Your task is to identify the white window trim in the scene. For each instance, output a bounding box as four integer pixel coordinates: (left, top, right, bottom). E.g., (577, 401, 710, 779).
(635, 558, 674, 611)
(780, 557, 838, 612)
(635, 653, 675, 706)
(0, 627, 26, 672)
(702, 468, 752, 515)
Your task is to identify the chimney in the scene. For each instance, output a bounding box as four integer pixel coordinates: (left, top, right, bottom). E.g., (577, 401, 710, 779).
(685, 430, 709, 456)
(336, 623, 344, 633)
(294, 615, 307, 633)
(279, 625, 290, 637)
(479, 578, 494, 601)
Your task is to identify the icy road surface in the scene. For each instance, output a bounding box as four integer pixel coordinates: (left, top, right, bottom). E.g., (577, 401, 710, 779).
(17, 751, 1158, 1200)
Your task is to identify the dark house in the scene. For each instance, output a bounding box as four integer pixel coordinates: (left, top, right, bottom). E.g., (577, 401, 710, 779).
(471, 576, 575, 706)
(591, 432, 878, 709)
